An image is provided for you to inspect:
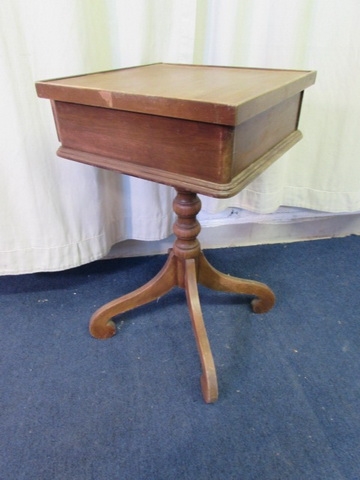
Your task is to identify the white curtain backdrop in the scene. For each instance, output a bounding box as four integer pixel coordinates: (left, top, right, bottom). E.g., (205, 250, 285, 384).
(1, 0, 360, 274)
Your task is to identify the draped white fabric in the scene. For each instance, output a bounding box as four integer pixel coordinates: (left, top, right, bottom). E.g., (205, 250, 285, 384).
(1, 0, 360, 274)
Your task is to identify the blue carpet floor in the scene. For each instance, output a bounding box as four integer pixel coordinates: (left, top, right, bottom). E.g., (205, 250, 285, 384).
(1, 236, 360, 479)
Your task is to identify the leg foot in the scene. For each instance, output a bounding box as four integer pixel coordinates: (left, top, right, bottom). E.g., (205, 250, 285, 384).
(89, 251, 178, 338)
(198, 252, 275, 313)
(185, 258, 218, 403)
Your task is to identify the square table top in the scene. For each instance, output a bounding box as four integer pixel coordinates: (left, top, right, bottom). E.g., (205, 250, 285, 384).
(36, 63, 316, 126)
(36, 63, 316, 198)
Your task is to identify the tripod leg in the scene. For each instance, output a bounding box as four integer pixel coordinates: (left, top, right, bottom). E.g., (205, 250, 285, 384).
(184, 258, 218, 403)
(89, 251, 178, 339)
(198, 252, 275, 313)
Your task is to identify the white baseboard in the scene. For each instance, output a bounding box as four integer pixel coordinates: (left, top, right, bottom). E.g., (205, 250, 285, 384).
(106, 208, 360, 259)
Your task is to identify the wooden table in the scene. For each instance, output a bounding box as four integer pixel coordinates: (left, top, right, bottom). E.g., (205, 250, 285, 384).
(36, 63, 316, 402)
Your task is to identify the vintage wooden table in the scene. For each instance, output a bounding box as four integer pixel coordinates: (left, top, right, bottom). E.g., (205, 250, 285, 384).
(36, 63, 316, 402)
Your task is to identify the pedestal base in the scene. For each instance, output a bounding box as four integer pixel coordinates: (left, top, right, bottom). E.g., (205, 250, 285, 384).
(89, 190, 275, 403)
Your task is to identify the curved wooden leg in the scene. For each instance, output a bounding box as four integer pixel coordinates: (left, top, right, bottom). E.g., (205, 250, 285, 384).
(89, 250, 178, 339)
(184, 258, 218, 403)
(198, 252, 275, 313)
